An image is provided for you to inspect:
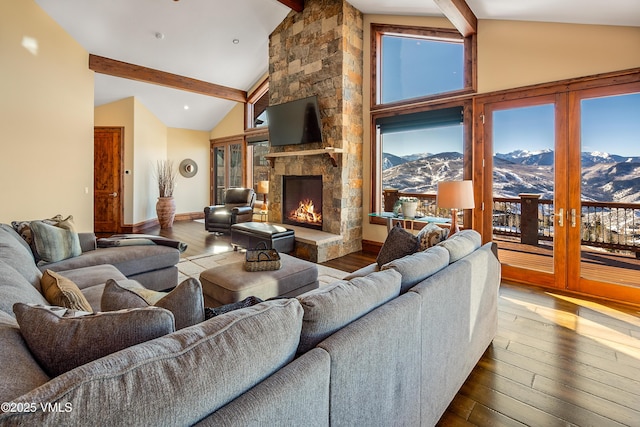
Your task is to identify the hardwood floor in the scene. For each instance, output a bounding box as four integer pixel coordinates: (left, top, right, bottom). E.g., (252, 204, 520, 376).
(152, 221, 640, 426)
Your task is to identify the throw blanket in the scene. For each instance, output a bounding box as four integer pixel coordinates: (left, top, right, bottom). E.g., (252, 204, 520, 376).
(98, 234, 188, 253)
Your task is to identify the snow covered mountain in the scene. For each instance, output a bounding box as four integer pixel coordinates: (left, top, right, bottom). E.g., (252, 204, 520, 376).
(383, 150, 640, 203)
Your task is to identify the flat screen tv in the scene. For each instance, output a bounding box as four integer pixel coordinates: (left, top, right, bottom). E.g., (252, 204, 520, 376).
(266, 96, 323, 146)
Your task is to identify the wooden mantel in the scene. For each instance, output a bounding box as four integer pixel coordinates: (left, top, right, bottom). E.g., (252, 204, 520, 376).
(264, 147, 343, 167)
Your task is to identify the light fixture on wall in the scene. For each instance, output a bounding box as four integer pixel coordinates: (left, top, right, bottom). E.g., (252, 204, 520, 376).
(257, 180, 269, 209)
(436, 180, 474, 236)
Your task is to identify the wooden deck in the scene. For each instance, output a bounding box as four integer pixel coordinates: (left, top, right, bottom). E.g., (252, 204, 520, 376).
(496, 237, 640, 288)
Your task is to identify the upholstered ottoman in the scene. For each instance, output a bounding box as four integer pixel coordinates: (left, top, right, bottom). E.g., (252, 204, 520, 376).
(199, 253, 318, 307)
(230, 222, 295, 253)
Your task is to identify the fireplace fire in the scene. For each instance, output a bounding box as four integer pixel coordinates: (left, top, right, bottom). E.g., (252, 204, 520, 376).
(289, 199, 322, 225)
(283, 175, 323, 230)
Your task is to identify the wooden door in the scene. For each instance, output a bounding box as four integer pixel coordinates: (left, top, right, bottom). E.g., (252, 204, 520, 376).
(94, 127, 123, 234)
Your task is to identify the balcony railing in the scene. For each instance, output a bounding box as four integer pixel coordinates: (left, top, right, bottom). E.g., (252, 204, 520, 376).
(492, 195, 640, 258)
(381, 190, 640, 258)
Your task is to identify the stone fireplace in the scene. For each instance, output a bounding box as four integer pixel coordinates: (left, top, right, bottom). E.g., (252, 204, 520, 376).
(266, 0, 364, 262)
(283, 175, 323, 230)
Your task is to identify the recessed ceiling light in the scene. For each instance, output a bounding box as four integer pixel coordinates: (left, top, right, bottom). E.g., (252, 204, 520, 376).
(155, 32, 165, 40)
(232, 38, 240, 44)
(184, 105, 189, 110)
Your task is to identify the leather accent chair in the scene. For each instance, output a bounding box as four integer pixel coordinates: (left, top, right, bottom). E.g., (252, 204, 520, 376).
(204, 188, 256, 233)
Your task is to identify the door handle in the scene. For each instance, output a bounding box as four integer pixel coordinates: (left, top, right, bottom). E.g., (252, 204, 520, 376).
(109, 192, 118, 198)
(571, 208, 577, 228)
(557, 208, 564, 227)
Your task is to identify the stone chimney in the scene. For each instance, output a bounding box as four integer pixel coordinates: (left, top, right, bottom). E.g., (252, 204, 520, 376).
(268, 0, 364, 261)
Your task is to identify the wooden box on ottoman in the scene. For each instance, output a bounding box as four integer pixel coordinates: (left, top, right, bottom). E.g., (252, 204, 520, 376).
(199, 253, 318, 306)
(230, 222, 295, 253)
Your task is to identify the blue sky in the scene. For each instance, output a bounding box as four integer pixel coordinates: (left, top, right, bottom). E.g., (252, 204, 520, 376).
(382, 34, 639, 158)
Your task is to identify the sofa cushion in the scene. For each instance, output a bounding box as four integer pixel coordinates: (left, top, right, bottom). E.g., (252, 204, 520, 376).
(416, 222, 449, 250)
(437, 229, 482, 263)
(0, 226, 42, 290)
(3, 299, 303, 426)
(376, 223, 419, 267)
(40, 270, 93, 312)
(30, 220, 82, 264)
(381, 246, 450, 293)
(101, 278, 205, 330)
(13, 303, 175, 377)
(0, 260, 48, 317)
(0, 311, 50, 403)
(296, 268, 402, 354)
(55, 264, 127, 290)
(41, 245, 179, 279)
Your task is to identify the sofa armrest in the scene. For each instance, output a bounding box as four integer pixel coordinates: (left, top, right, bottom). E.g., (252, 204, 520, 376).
(78, 233, 97, 252)
(232, 206, 253, 216)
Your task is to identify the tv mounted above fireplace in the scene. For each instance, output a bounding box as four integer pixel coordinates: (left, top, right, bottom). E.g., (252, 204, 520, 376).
(266, 96, 323, 147)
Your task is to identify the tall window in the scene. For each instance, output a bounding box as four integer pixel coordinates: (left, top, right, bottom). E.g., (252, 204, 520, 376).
(246, 79, 269, 129)
(372, 24, 475, 107)
(370, 24, 475, 216)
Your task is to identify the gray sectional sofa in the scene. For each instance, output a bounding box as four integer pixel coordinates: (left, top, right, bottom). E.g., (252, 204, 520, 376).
(0, 223, 180, 293)
(0, 228, 500, 426)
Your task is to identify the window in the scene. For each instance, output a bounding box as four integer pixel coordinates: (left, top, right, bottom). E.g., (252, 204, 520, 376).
(372, 24, 475, 107)
(373, 105, 468, 215)
(246, 79, 269, 129)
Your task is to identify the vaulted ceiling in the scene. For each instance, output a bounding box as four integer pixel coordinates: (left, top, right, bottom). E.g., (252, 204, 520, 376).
(35, 0, 640, 132)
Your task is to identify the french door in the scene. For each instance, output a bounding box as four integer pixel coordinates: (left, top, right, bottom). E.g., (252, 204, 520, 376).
(483, 93, 568, 290)
(482, 82, 640, 304)
(210, 137, 245, 205)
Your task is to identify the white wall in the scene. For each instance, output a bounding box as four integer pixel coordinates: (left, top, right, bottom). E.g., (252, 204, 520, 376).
(0, 0, 94, 230)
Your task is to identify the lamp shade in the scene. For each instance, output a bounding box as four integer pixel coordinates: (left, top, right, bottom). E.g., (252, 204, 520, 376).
(436, 180, 475, 209)
(257, 181, 269, 194)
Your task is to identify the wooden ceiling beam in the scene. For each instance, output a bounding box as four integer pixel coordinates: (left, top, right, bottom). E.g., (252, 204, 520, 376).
(433, 0, 477, 37)
(276, 0, 304, 13)
(89, 54, 247, 103)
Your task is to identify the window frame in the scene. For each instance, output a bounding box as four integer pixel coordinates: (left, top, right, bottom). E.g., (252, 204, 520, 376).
(371, 24, 476, 109)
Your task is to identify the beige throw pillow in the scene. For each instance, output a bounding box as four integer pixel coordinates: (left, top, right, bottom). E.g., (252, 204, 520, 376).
(101, 278, 205, 330)
(13, 303, 175, 377)
(40, 269, 92, 312)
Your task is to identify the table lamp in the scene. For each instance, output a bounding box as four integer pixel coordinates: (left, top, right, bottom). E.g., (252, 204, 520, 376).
(436, 180, 474, 236)
(257, 180, 269, 209)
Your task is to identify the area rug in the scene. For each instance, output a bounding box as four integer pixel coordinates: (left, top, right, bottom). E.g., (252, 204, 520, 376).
(177, 251, 348, 288)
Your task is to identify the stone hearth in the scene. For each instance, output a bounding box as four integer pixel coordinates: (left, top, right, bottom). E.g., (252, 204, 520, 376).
(266, 0, 364, 263)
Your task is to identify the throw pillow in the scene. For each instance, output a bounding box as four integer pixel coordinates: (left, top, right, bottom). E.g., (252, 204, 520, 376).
(13, 303, 175, 377)
(376, 223, 419, 267)
(40, 269, 93, 312)
(416, 222, 449, 251)
(30, 220, 82, 264)
(101, 278, 205, 330)
(11, 215, 63, 261)
(296, 268, 401, 354)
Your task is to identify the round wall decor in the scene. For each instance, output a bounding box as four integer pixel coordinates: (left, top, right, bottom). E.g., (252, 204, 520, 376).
(179, 159, 198, 178)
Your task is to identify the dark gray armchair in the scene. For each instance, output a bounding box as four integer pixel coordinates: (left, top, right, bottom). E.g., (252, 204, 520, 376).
(204, 188, 256, 233)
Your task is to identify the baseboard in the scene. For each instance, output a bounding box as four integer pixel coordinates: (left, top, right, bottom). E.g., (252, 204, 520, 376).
(122, 212, 204, 233)
(362, 239, 382, 254)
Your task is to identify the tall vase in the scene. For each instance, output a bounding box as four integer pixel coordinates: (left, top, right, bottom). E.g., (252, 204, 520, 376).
(156, 197, 176, 229)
